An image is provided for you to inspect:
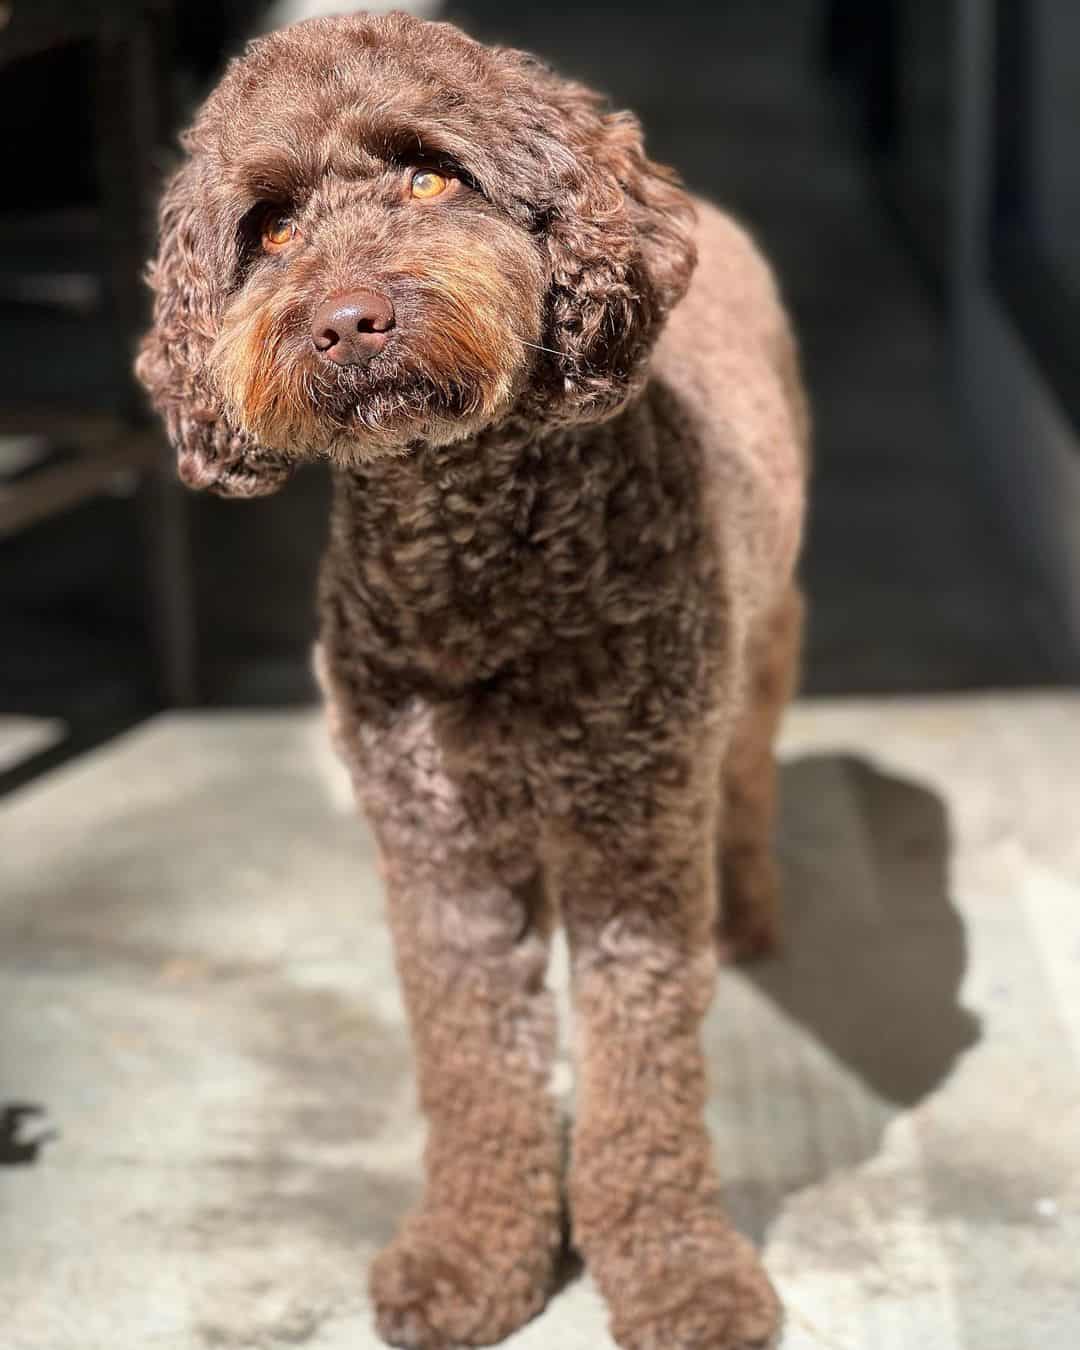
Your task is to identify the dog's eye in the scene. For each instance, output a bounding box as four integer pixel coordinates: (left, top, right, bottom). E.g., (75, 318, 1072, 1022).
(410, 170, 449, 200)
(261, 213, 299, 252)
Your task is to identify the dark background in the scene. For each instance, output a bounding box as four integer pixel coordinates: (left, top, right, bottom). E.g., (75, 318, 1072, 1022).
(2, 0, 1078, 792)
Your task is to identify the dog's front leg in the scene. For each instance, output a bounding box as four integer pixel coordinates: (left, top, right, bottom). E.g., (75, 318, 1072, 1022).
(549, 752, 782, 1350)
(353, 703, 563, 1350)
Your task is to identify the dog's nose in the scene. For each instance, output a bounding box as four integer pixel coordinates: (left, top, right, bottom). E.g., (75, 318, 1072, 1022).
(311, 289, 395, 365)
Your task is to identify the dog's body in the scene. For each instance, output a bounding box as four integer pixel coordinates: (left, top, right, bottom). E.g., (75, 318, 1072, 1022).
(138, 14, 807, 1349)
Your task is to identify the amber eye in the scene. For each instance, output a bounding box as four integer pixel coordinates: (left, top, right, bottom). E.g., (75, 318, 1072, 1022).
(410, 169, 448, 200)
(261, 213, 298, 252)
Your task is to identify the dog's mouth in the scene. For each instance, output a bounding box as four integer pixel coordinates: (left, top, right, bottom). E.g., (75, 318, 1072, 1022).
(212, 284, 534, 459)
(307, 348, 514, 452)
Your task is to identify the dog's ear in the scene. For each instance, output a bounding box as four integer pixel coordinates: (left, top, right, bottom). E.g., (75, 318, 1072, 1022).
(540, 89, 697, 423)
(135, 154, 293, 498)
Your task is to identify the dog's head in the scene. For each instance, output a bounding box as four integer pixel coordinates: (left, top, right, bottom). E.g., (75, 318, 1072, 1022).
(136, 13, 697, 496)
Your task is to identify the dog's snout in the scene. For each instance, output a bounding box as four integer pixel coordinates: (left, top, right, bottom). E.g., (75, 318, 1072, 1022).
(311, 289, 395, 366)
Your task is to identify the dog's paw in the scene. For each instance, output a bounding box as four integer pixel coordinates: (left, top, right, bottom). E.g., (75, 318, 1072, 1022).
(370, 1209, 558, 1349)
(590, 1216, 782, 1350)
(610, 1268, 782, 1350)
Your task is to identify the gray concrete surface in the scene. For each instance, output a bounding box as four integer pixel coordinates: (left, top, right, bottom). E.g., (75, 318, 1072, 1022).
(0, 717, 64, 774)
(1, 696, 1078, 1348)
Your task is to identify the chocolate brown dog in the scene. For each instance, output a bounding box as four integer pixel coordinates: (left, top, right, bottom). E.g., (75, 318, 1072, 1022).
(137, 12, 808, 1349)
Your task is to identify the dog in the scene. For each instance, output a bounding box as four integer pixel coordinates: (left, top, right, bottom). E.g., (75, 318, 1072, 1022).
(137, 12, 808, 1349)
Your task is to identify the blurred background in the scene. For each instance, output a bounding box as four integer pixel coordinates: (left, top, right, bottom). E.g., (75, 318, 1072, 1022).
(1, 0, 1079, 790)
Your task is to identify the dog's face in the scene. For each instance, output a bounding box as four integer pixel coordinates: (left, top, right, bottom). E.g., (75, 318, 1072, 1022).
(136, 13, 696, 496)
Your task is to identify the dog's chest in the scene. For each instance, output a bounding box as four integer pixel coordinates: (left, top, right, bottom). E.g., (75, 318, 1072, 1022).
(334, 460, 593, 662)
(327, 462, 550, 678)
(322, 413, 713, 699)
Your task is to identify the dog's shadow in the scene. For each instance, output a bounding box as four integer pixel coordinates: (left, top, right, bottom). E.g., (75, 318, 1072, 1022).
(712, 753, 981, 1244)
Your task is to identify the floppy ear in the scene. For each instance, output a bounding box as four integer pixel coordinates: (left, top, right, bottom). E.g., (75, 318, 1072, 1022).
(542, 95, 697, 423)
(135, 155, 293, 498)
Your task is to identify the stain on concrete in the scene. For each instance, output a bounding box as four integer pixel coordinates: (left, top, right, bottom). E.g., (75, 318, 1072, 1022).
(156, 979, 421, 1255)
(197, 1302, 326, 1348)
(0, 1103, 56, 1165)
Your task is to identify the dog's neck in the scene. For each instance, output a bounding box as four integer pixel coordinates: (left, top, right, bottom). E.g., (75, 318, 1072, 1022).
(320, 384, 704, 696)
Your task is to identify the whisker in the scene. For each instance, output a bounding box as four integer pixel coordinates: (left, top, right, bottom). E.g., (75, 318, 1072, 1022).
(516, 337, 565, 359)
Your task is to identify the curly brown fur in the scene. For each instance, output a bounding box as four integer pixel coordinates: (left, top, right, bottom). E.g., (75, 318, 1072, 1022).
(138, 13, 809, 1349)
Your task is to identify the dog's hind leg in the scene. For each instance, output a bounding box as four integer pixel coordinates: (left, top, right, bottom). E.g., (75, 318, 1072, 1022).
(717, 584, 804, 962)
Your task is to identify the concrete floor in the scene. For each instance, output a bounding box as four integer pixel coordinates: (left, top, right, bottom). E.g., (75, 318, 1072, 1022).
(2, 695, 1078, 1349)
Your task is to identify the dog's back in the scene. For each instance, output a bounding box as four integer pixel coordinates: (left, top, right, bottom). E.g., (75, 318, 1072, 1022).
(654, 199, 808, 631)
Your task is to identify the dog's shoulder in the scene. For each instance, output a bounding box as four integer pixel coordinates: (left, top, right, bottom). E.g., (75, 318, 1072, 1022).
(650, 198, 808, 594)
(653, 196, 806, 452)
(661, 198, 790, 363)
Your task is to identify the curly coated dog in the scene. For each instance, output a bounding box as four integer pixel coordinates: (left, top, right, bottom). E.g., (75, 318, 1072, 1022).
(137, 11, 808, 1349)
